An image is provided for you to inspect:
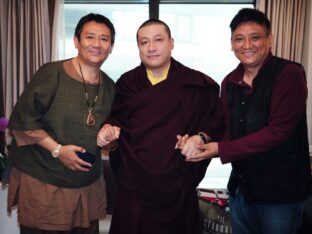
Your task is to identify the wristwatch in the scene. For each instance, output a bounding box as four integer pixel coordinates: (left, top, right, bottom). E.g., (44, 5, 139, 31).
(198, 132, 209, 144)
(51, 144, 62, 158)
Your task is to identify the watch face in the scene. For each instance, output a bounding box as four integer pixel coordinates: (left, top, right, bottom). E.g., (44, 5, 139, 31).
(52, 145, 61, 158)
(52, 150, 59, 158)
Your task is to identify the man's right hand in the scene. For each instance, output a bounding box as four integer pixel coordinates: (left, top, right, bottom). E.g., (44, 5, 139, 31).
(97, 124, 121, 147)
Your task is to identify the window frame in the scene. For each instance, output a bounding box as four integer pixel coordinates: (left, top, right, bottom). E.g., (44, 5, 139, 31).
(64, 0, 256, 19)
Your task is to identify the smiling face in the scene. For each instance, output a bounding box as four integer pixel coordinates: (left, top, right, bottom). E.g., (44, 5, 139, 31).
(74, 21, 114, 67)
(137, 24, 174, 72)
(231, 21, 272, 71)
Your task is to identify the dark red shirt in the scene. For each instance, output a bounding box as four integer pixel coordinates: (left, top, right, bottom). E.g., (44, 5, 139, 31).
(219, 53, 308, 164)
(107, 58, 224, 234)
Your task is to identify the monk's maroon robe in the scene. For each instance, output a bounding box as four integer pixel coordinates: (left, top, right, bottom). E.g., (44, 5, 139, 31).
(108, 58, 224, 234)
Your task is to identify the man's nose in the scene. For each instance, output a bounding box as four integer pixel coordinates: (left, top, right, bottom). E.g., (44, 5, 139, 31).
(242, 38, 252, 48)
(148, 41, 156, 51)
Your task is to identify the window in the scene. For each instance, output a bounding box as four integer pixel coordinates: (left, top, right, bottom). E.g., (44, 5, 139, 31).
(63, 1, 253, 82)
(160, 4, 253, 83)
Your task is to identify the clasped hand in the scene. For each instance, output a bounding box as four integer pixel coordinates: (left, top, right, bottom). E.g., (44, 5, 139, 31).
(97, 124, 120, 149)
(175, 134, 219, 162)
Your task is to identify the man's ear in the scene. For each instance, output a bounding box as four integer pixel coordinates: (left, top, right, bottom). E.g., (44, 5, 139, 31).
(268, 33, 273, 48)
(230, 37, 233, 51)
(74, 36, 79, 49)
(109, 44, 114, 54)
(170, 38, 174, 50)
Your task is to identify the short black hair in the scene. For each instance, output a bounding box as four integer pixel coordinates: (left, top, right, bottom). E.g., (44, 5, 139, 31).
(74, 13, 116, 45)
(230, 8, 271, 36)
(136, 19, 171, 42)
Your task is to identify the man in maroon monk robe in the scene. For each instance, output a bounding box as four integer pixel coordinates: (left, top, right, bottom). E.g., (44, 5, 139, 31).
(97, 19, 224, 234)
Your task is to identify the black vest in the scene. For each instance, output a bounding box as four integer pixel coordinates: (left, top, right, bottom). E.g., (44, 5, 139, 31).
(227, 56, 311, 204)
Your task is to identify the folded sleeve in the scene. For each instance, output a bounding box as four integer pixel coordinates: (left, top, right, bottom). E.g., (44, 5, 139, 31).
(9, 63, 60, 131)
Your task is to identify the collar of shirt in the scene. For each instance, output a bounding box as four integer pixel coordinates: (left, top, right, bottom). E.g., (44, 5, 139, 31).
(146, 63, 171, 85)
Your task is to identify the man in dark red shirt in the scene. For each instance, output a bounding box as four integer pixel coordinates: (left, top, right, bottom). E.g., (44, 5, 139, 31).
(97, 19, 223, 234)
(178, 8, 311, 234)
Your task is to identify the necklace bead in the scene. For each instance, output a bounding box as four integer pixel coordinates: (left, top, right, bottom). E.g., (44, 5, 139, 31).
(78, 62, 100, 126)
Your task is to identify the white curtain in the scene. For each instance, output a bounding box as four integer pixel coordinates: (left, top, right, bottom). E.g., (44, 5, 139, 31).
(0, 0, 64, 118)
(1, 0, 50, 117)
(51, 0, 65, 61)
(257, 0, 307, 63)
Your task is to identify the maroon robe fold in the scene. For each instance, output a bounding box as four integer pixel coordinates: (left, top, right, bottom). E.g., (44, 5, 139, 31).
(108, 58, 224, 234)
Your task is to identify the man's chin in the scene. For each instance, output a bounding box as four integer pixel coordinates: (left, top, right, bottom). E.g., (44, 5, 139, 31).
(143, 61, 162, 69)
(88, 58, 107, 67)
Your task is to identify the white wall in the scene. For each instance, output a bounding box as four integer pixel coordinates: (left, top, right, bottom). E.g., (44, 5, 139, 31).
(0, 185, 19, 234)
